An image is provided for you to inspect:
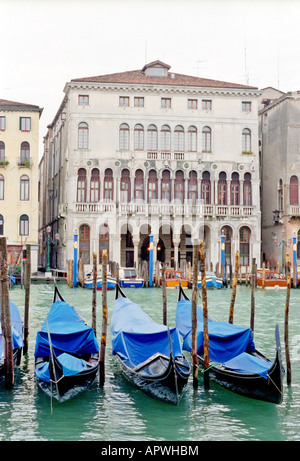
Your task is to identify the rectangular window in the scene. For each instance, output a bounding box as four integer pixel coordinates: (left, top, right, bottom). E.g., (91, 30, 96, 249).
(161, 98, 171, 109)
(242, 101, 251, 112)
(78, 95, 89, 106)
(119, 96, 129, 107)
(0, 116, 6, 131)
(20, 117, 31, 132)
(202, 100, 212, 110)
(188, 99, 197, 109)
(134, 97, 144, 107)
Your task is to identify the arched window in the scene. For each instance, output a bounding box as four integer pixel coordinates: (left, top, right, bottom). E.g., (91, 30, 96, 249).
(20, 175, 29, 201)
(290, 175, 299, 205)
(161, 125, 171, 151)
(119, 123, 129, 150)
(0, 175, 4, 200)
(0, 214, 3, 235)
(188, 170, 197, 204)
(202, 126, 211, 152)
(120, 169, 130, 202)
(242, 128, 251, 152)
(0, 141, 5, 162)
(77, 168, 87, 202)
(188, 126, 197, 152)
(201, 171, 211, 204)
(134, 169, 144, 201)
(90, 168, 100, 202)
(78, 122, 88, 149)
(174, 170, 184, 203)
(104, 168, 113, 200)
(218, 172, 227, 205)
(148, 169, 158, 202)
(19, 214, 29, 236)
(147, 125, 158, 151)
(231, 172, 240, 205)
(99, 224, 109, 264)
(20, 142, 30, 163)
(174, 125, 184, 152)
(243, 172, 252, 206)
(79, 224, 90, 264)
(161, 169, 171, 201)
(240, 226, 251, 266)
(134, 124, 144, 150)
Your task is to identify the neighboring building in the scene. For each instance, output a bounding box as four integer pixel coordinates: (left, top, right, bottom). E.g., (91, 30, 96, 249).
(0, 98, 43, 272)
(259, 89, 300, 269)
(39, 60, 261, 274)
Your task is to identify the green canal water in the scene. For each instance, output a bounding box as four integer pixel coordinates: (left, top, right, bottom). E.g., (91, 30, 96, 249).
(1, 282, 300, 441)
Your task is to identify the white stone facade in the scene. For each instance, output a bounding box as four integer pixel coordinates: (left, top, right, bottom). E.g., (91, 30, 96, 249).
(40, 61, 261, 273)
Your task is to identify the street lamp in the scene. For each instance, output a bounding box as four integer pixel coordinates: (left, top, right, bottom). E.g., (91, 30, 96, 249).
(273, 228, 292, 273)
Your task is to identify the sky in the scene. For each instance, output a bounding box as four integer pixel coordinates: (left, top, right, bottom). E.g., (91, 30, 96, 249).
(1, 0, 300, 157)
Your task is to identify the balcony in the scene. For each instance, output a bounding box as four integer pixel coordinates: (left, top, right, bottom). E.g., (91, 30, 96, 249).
(74, 200, 254, 219)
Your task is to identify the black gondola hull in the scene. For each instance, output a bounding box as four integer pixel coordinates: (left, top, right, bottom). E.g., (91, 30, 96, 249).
(177, 284, 284, 404)
(115, 353, 190, 405)
(197, 350, 283, 404)
(35, 354, 99, 402)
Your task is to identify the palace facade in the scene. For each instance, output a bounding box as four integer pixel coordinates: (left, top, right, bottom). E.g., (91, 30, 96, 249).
(39, 60, 261, 273)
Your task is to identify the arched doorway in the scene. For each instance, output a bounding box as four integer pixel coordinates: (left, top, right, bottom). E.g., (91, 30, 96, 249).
(141, 237, 165, 262)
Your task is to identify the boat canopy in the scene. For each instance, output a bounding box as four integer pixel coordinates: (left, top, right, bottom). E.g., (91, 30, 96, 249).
(0, 300, 24, 359)
(34, 300, 99, 357)
(176, 299, 256, 364)
(111, 297, 183, 368)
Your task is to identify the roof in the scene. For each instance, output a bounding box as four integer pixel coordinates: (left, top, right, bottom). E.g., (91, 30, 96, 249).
(0, 98, 42, 113)
(71, 61, 258, 90)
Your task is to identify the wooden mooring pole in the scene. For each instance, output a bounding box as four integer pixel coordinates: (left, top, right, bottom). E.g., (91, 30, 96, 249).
(99, 250, 108, 386)
(250, 258, 256, 334)
(285, 253, 292, 385)
(229, 250, 240, 324)
(162, 263, 167, 326)
(191, 242, 198, 389)
(0, 237, 14, 388)
(200, 240, 209, 389)
(92, 252, 97, 335)
(23, 244, 31, 355)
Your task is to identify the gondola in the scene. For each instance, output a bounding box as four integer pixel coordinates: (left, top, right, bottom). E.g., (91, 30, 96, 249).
(34, 285, 99, 402)
(111, 284, 190, 405)
(0, 300, 23, 379)
(176, 285, 284, 404)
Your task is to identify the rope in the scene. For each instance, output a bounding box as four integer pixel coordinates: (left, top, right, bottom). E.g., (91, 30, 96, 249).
(267, 374, 283, 396)
(200, 362, 220, 373)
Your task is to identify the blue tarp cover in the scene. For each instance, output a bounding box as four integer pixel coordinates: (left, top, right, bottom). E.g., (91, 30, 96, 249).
(111, 296, 183, 369)
(35, 352, 89, 382)
(222, 352, 271, 380)
(0, 300, 24, 360)
(34, 300, 99, 358)
(176, 299, 270, 379)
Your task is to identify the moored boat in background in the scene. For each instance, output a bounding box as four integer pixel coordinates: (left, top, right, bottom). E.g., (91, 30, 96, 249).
(118, 267, 144, 288)
(84, 271, 116, 290)
(256, 269, 287, 289)
(159, 268, 188, 288)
